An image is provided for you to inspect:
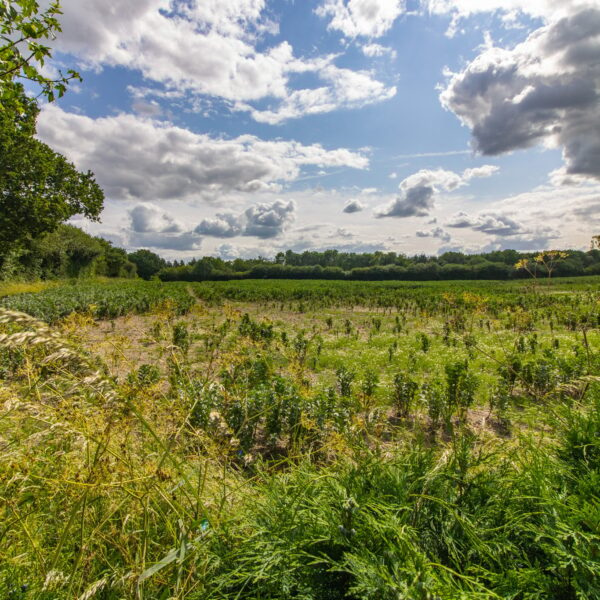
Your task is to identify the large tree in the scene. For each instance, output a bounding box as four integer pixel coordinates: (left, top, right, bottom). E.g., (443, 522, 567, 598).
(128, 249, 166, 280)
(1, 1, 104, 262)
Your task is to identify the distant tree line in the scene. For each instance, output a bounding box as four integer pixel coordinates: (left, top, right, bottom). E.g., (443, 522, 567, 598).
(3, 227, 600, 283)
(156, 247, 600, 282)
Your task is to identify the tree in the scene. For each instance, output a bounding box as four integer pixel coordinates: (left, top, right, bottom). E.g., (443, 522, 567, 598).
(534, 250, 569, 279)
(1, 0, 80, 106)
(128, 249, 166, 280)
(0, 84, 104, 261)
(1, 1, 104, 266)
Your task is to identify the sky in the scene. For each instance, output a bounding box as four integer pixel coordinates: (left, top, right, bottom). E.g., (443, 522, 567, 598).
(36, 0, 600, 260)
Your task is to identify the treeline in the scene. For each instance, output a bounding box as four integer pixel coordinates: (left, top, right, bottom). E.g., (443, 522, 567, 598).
(157, 247, 600, 282)
(0, 225, 137, 280)
(4, 226, 600, 283)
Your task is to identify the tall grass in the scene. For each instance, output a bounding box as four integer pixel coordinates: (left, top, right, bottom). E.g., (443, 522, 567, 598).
(0, 277, 599, 599)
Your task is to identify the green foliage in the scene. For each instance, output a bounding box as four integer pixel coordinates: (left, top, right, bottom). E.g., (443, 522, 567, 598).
(0, 0, 80, 105)
(128, 248, 167, 280)
(0, 86, 104, 259)
(0, 224, 136, 281)
(172, 321, 190, 354)
(157, 247, 600, 282)
(0, 277, 598, 598)
(336, 365, 355, 397)
(361, 369, 379, 398)
(392, 372, 418, 418)
(445, 360, 478, 419)
(0, 279, 194, 321)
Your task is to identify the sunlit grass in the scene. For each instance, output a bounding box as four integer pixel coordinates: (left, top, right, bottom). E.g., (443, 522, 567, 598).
(0, 278, 598, 598)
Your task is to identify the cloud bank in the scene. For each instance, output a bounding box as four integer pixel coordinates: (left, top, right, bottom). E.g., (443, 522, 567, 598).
(37, 105, 369, 202)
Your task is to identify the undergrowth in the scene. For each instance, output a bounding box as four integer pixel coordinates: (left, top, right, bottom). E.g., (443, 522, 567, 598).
(0, 278, 598, 599)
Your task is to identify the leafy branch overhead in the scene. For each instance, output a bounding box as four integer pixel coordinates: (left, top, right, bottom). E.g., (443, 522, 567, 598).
(0, 0, 80, 105)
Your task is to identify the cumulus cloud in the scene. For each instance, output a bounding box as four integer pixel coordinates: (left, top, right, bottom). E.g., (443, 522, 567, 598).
(244, 199, 296, 238)
(132, 100, 162, 117)
(480, 229, 562, 252)
(196, 200, 296, 239)
(444, 209, 561, 250)
(37, 105, 368, 202)
(53, 0, 395, 123)
(424, 0, 584, 37)
(440, 4, 600, 180)
(416, 226, 451, 242)
(129, 231, 203, 251)
(374, 165, 497, 218)
(462, 165, 500, 180)
(446, 211, 525, 236)
(129, 204, 181, 233)
(195, 213, 243, 238)
(343, 199, 366, 213)
(125, 203, 202, 250)
(316, 0, 405, 38)
(240, 64, 396, 124)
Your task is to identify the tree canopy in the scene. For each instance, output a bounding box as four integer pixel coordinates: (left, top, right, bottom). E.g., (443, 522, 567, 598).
(0, 2, 104, 264)
(0, 84, 104, 258)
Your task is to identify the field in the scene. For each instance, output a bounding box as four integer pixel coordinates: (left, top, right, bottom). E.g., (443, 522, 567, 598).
(1, 278, 599, 599)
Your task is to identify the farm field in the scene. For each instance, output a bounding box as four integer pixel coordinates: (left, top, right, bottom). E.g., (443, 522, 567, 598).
(1, 278, 599, 599)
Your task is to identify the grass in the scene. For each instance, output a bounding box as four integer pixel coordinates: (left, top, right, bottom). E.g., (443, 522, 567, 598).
(0, 278, 599, 598)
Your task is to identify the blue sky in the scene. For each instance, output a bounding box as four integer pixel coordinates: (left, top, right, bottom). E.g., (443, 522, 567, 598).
(36, 0, 600, 259)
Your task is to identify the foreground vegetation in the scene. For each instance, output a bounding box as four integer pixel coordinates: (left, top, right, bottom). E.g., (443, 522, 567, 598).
(1, 278, 599, 599)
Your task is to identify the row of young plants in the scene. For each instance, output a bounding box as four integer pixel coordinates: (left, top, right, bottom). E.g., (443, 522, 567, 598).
(0, 280, 195, 322)
(1, 277, 598, 328)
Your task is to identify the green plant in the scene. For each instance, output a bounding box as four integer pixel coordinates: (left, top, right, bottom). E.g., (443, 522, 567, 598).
(392, 372, 418, 418)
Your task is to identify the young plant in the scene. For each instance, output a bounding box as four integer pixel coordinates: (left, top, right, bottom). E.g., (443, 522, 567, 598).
(392, 372, 418, 418)
(336, 366, 355, 398)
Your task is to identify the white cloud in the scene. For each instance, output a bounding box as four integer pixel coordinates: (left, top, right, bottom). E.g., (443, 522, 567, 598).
(240, 63, 396, 124)
(129, 231, 203, 251)
(53, 0, 395, 123)
(462, 165, 500, 180)
(129, 204, 182, 233)
(424, 0, 589, 37)
(244, 199, 296, 238)
(131, 100, 162, 117)
(440, 4, 600, 180)
(125, 203, 203, 250)
(37, 105, 368, 202)
(374, 165, 497, 218)
(316, 0, 405, 38)
(195, 213, 243, 238)
(424, 0, 587, 21)
(361, 43, 397, 59)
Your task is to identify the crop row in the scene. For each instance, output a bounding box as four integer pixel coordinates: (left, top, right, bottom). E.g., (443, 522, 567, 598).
(0, 280, 194, 322)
